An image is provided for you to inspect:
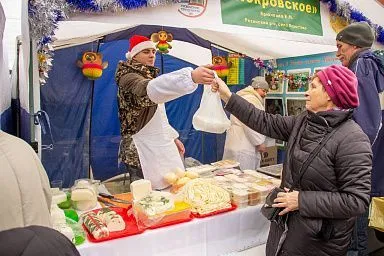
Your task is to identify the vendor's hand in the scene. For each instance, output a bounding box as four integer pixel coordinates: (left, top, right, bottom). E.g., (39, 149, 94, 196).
(256, 143, 267, 153)
(174, 138, 185, 156)
(272, 188, 299, 216)
(191, 65, 215, 84)
(211, 77, 232, 103)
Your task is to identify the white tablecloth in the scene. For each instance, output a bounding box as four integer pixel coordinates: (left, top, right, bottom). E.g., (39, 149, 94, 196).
(77, 204, 270, 256)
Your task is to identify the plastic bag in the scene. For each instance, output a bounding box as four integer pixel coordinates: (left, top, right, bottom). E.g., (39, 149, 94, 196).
(192, 84, 230, 134)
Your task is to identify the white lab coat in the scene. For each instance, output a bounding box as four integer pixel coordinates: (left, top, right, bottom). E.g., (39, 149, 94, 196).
(223, 86, 266, 170)
(133, 67, 197, 189)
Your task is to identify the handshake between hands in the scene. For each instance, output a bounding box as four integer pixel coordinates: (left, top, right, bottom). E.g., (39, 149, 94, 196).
(191, 64, 232, 103)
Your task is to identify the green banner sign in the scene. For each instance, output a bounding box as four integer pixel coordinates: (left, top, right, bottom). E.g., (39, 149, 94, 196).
(221, 0, 323, 36)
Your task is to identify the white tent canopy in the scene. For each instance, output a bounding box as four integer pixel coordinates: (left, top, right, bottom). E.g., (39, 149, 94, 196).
(53, 0, 384, 60)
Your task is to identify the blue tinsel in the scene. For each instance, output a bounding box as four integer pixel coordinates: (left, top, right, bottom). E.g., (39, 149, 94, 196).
(117, 0, 147, 9)
(41, 36, 52, 45)
(350, 10, 365, 22)
(320, 0, 337, 13)
(378, 26, 384, 44)
(66, 0, 100, 12)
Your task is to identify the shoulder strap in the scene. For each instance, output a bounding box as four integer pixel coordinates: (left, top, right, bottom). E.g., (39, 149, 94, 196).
(289, 124, 343, 192)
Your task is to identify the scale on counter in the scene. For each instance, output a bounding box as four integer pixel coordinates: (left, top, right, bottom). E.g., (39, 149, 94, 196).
(256, 164, 283, 178)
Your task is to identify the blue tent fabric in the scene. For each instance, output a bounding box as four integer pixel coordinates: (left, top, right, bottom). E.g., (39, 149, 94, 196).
(40, 42, 96, 187)
(40, 26, 260, 185)
(0, 107, 13, 134)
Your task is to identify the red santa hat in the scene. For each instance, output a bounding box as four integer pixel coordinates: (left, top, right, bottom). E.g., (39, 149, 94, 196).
(126, 35, 156, 60)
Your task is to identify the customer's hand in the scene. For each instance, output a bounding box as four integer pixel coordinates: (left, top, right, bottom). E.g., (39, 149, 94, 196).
(191, 65, 215, 84)
(256, 144, 267, 153)
(272, 188, 299, 216)
(211, 77, 232, 103)
(174, 138, 185, 156)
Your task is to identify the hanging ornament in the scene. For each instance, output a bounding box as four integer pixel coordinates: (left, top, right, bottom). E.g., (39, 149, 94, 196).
(330, 13, 349, 33)
(77, 52, 108, 80)
(150, 30, 173, 53)
(253, 58, 265, 69)
(212, 56, 231, 79)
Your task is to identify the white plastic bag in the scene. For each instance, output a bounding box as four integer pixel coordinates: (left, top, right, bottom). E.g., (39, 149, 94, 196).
(192, 84, 230, 134)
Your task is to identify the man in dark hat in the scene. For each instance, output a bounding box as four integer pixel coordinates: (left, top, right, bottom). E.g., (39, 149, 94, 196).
(336, 21, 384, 256)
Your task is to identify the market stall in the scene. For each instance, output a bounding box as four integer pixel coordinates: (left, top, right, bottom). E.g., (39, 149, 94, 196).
(48, 162, 282, 255)
(17, 0, 383, 187)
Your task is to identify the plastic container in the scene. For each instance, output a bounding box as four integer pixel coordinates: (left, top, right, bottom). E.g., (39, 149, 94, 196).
(134, 201, 192, 229)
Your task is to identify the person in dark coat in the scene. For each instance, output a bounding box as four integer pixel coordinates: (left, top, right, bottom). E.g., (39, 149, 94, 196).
(0, 225, 80, 256)
(211, 65, 372, 256)
(336, 21, 384, 255)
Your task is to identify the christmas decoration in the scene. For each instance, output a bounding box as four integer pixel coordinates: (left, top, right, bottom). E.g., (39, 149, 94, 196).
(212, 56, 231, 79)
(77, 52, 108, 80)
(28, 0, 68, 84)
(150, 30, 173, 53)
(321, 0, 384, 45)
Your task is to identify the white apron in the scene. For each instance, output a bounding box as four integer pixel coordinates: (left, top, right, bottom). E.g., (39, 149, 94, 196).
(132, 104, 184, 190)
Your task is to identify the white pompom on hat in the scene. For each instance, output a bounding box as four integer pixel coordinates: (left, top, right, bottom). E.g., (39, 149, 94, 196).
(126, 35, 156, 60)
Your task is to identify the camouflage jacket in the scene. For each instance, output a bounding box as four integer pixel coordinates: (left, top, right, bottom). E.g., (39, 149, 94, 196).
(115, 60, 160, 167)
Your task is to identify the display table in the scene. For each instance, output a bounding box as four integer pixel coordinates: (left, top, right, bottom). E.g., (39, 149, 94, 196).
(77, 204, 270, 256)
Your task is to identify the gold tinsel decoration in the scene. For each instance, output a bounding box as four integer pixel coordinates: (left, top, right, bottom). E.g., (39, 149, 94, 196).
(330, 14, 349, 33)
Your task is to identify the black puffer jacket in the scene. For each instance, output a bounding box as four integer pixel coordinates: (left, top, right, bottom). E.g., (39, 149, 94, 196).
(226, 94, 372, 256)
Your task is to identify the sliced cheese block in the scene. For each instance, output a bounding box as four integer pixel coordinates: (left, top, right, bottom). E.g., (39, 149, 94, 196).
(105, 215, 125, 232)
(72, 199, 97, 211)
(82, 212, 109, 240)
(130, 179, 152, 201)
(71, 188, 95, 201)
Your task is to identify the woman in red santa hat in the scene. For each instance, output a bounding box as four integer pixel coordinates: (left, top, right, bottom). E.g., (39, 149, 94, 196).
(115, 35, 214, 190)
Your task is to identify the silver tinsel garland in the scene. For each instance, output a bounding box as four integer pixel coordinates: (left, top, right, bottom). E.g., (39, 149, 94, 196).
(29, 0, 68, 84)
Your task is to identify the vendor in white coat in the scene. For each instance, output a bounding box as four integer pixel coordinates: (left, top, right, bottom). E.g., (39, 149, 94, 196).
(223, 76, 269, 170)
(115, 35, 214, 190)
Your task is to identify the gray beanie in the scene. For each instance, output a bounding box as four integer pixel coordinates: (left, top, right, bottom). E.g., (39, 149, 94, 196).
(336, 22, 375, 48)
(251, 76, 269, 90)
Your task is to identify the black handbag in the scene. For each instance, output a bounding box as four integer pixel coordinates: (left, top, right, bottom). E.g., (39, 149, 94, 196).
(261, 126, 340, 222)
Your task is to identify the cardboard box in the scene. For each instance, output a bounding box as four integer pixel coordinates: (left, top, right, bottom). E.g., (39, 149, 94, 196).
(260, 146, 277, 167)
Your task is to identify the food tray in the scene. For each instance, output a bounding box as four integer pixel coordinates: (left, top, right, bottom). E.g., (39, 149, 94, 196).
(136, 202, 193, 230)
(192, 204, 237, 218)
(147, 212, 193, 229)
(83, 206, 143, 243)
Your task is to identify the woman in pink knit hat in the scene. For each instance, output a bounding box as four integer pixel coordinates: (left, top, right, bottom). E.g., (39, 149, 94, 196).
(211, 65, 372, 256)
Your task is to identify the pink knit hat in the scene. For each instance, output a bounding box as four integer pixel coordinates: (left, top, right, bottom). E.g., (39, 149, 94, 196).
(317, 65, 359, 109)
